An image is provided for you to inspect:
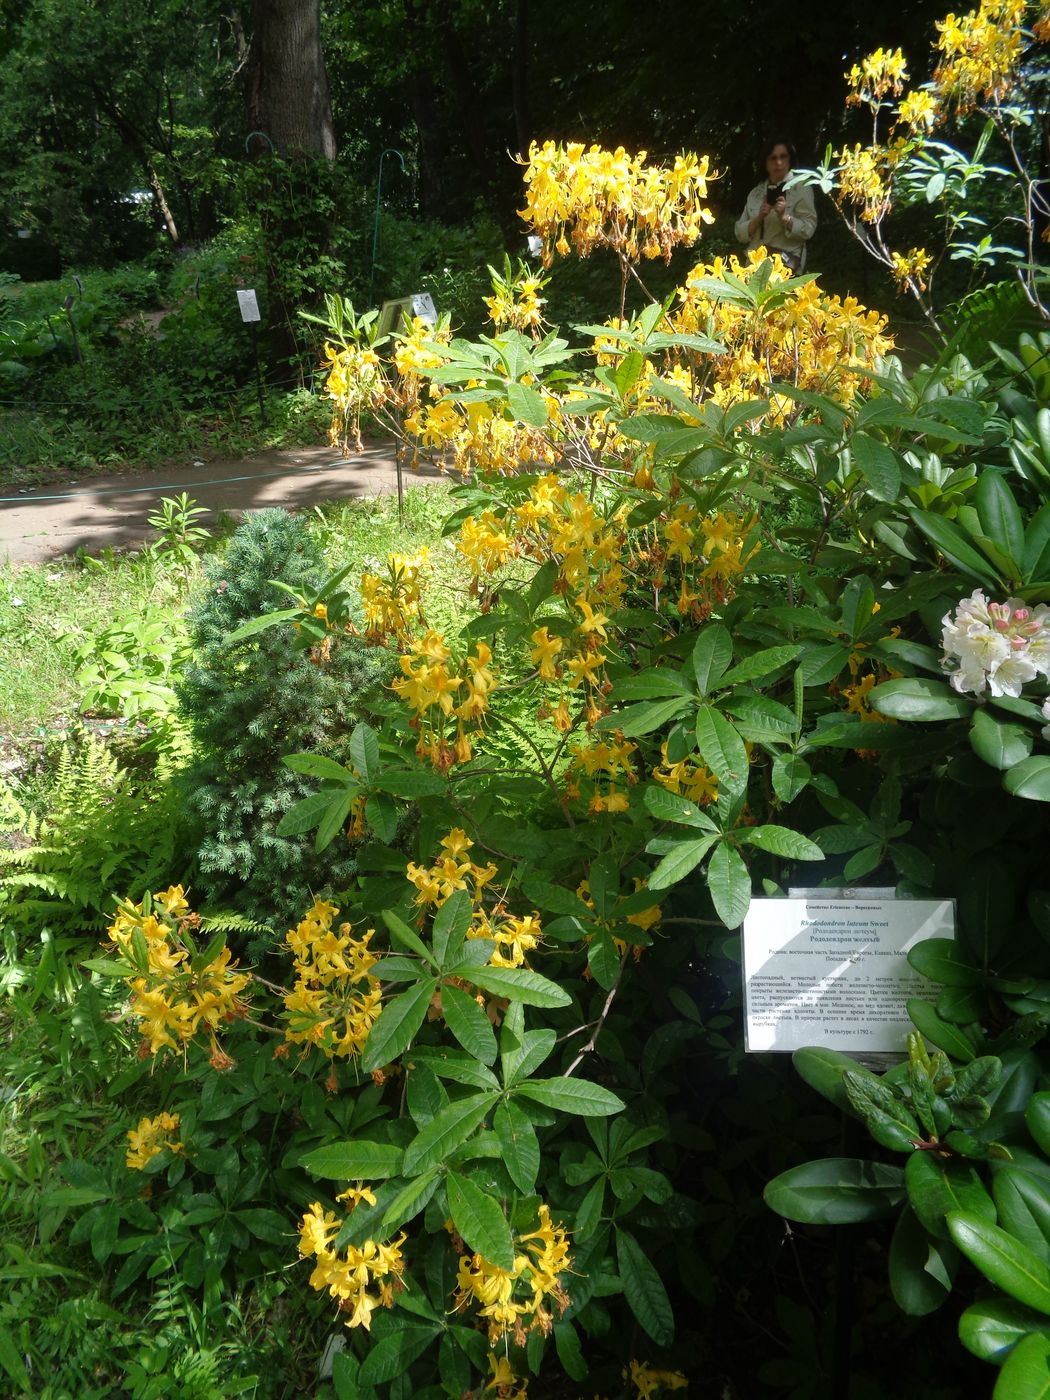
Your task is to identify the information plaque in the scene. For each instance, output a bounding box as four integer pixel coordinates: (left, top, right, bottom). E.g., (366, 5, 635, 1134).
(236, 289, 261, 323)
(742, 893, 955, 1054)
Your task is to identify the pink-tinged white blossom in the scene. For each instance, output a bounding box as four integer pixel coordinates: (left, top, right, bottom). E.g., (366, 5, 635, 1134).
(941, 589, 1050, 698)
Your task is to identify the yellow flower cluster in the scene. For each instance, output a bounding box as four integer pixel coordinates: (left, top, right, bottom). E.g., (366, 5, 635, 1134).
(674, 250, 893, 406)
(566, 733, 638, 813)
(897, 87, 940, 131)
(453, 1204, 572, 1343)
(282, 899, 383, 1060)
(484, 1354, 529, 1398)
(405, 395, 558, 480)
(846, 46, 909, 105)
(406, 829, 543, 969)
(627, 1359, 690, 1397)
(391, 631, 496, 769)
(484, 260, 549, 335)
(360, 549, 428, 642)
(323, 342, 392, 454)
(520, 140, 714, 266)
(653, 741, 719, 806)
(126, 1111, 183, 1170)
(934, 0, 1027, 110)
(891, 246, 934, 292)
(298, 1200, 405, 1330)
(835, 143, 903, 224)
(108, 888, 250, 1064)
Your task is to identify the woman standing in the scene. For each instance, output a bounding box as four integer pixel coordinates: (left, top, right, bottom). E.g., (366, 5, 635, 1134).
(734, 138, 817, 272)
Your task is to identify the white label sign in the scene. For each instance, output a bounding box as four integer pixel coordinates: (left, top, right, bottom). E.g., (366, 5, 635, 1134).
(410, 292, 437, 325)
(237, 289, 261, 323)
(742, 895, 955, 1053)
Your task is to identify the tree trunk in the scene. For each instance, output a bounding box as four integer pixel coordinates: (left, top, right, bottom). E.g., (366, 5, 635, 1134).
(247, 0, 336, 160)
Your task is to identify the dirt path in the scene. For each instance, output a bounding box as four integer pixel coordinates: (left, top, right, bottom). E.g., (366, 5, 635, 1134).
(0, 439, 443, 564)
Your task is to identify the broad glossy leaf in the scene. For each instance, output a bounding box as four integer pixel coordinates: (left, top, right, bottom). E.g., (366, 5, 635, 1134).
(949, 1212, 1050, 1314)
(852, 433, 902, 503)
(647, 834, 718, 890)
(433, 890, 472, 967)
(360, 977, 436, 1073)
(971, 707, 1033, 771)
(440, 983, 498, 1065)
(889, 1205, 956, 1316)
(906, 1152, 996, 1239)
(468, 966, 572, 1008)
(282, 752, 355, 782)
(616, 1228, 674, 1346)
(516, 1077, 625, 1116)
(357, 1323, 440, 1386)
(737, 825, 824, 860)
(908, 938, 983, 989)
(695, 706, 748, 793)
(643, 784, 718, 830)
(506, 379, 548, 427)
(976, 471, 1025, 570)
(993, 1329, 1050, 1397)
(349, 724, 380, 786)
(692, 625, 732, 695)
(1026, 1093, 1050, 1157)
(764, 1158, 905, 1224)
(960, 1298, 1050, 1364)
(995, 1167, 1050, 1267)
(869, 677, 972, 722)
(908, 998, 977, 1062)
(299, 1140, 404, 1181)
(1005, 758, 1050, 802)
(494, 1100, 540, 1193)
(401, 1093, 498, 1177)
(446, 1171, 514, 1270)
(707, 841, 751, 928)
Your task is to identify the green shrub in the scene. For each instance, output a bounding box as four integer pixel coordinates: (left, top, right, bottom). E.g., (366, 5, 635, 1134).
(176, 509, 392, 945)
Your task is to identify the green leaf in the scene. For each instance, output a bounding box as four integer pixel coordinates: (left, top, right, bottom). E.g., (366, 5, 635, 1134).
(516, 1077, 625, 1116)
(275, 791, 333, 837)
(695, 706, 748, 794)
(616, 1228, 674, 1346)
(519, 877, 595, 918)
(554, 1321, 587, 1382)
(993, 1330, 1050, 1397)
(299, 1141, 404, 1181)
(905, 1152, 996, 1239)
(692, 625, 732, 694)
(360, 978, 436, 1073)
(737, 825, 824, 860)
(995, 1168, 1050, 1266)
(889, 1206, 956, 1316)
(647, 834, 718, 890)
(357, 1324, 440, 1386)
(365, 793, 398, 844)
(949, 1212, 1050, 1314)
(433, 890, 472, 967)
(908, 998, 977, 1062)
(971, 708, 1034, 771)
(282, 753, 356, 782)
(911, 510, 1001, 588)
(349, 724, 381, 785)
(401, 1094, 497, 1176)
(1026, 1094, 1050, 1157)
(976, 472, 1025, 571)
(1005, 758, 1050, 802)
(494, 1100, 540, 1193)
(852, 433, 902, 503)
(506, 379, 548, 427)
(611, 696, 691, 738)
(446, 1171, 514, 1270)
(718, 645, 800, 689)
(869, 677, 972, 722)
(440, 983, 498, 1066)
(908, 938, 983, 988)
(382, 909, 436, 966)
(468, 966, 572, 1008)
(764, 1158, 905, 1224)
(315, 791, 356, 852)
(0, 1326, 31, 1394)
(224, 607, 301, 645)
(960, 1298, 1050, 1365)
(707, 841, 751, 928)
(587, 928, 621, 989)
(793, 1047, 882, 1116)
(643, 785, 718, 830)
(379, 1170, 442, 1235)
(771, 754, 812, 803)
(379, 768, 448, 797)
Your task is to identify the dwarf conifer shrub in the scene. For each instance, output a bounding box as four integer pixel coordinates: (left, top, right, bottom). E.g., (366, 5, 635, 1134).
(176, 510, 391, 944)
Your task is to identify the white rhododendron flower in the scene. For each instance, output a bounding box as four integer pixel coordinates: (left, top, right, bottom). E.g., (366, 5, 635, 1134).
(941, 589, 1050, 698)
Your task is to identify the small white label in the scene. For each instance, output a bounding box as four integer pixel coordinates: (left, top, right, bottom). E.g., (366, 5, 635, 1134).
(410, 292, 437, 325)
(742, 895, 956, 1053)
(237, 289, 261, 323)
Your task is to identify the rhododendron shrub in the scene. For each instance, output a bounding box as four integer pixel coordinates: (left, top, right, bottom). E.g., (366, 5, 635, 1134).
(73, 127, 1050, 1397)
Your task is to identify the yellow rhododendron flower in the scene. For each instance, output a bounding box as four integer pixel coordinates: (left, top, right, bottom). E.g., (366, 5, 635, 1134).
(126, 1111, 183, 1170)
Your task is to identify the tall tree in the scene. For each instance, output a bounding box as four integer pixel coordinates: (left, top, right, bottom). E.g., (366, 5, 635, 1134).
(246, 0, 336, 158)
